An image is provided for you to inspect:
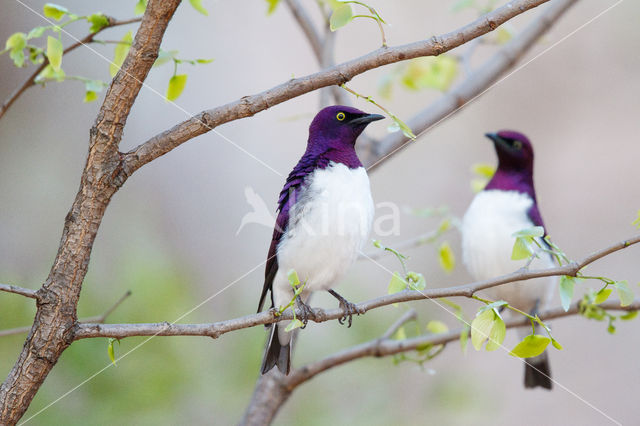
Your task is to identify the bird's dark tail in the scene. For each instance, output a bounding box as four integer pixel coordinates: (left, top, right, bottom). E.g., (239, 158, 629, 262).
(261, 324, 291, 375)
(524, 352, 552, 390)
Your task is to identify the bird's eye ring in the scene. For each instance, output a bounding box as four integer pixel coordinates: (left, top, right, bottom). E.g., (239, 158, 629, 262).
(513, 140, 523, 149)
(336, 112, 346, 121)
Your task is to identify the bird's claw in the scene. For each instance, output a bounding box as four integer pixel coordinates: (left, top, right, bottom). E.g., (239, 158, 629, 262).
(329, 290, 362, 328)
(295, 295, 314, 328)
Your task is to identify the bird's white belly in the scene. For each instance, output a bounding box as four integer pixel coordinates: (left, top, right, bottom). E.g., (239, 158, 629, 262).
(273, 163, 374, 308)
(462, 190, 555, 312)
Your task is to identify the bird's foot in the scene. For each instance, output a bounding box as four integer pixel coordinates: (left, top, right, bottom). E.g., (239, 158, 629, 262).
(295, 295, 314, 328)
(328, 290, 363, 328)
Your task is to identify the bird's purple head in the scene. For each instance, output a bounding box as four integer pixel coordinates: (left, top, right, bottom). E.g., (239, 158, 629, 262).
(485, 130, 534, 172)
(308, 105, 384, 149)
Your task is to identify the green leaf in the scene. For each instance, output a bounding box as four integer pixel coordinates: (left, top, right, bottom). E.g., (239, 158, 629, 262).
(196, 58, 214, 64)
(387, 113, 416, 140)
(460, 325, 469, 353)
(496, 27, 513, 44)
(46, 36, 63, 72)
(84, 90, 98, 103)
(512, 226, 545, 238)
(27, 46, 44, 64)
(330, 4, 353, 31)
(6, 32, 26, 51)
(438, 241, 455, 273)
(393, 326, 407, 341)
(509, 335, 550, 358)
(632, 210, 640, 228)
(387, 272, 407, 295)
(35, 64, 66, 83)
(134, 0, 148, 15)
(284, 318, 304, 332)
(154, 49, 178, 67)
(477, 300, 508, 314)
(472, 163, 495, 178)
(484, 314, 505, 351)
(27, 27, 47, 40)
(559, 276, 575, 311)
(266, 0, 280, 14)
(88, 13, 110, 33)
(614, 280, 634, 307)
(426, 320, 448, 334)
(43, 3, 68, 20)
(85, 79, 104, 93)
(287, 269, 300, 287)
(511, 237, 532, 260)
(594, 287, 612, 304)
(107, 338, 119, 365)
(551, 338, 563, 350)
(407, 271, 426, 291)
(401, 56, 459, 92)
(189, 0, 209, 16)
(9, 48, 25, 67)
(166, 74, 188, 101)
(110, 31, 132, 77)
(470, 308, 495, 351)
(620, 311, 638, 321)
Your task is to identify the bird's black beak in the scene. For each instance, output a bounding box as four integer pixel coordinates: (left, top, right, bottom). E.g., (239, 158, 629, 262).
(485, 132, 509, 149)
(350, 113, 385, 125)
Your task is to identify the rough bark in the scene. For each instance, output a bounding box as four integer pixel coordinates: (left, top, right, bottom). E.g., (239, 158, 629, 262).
(0, 2, 181, 424)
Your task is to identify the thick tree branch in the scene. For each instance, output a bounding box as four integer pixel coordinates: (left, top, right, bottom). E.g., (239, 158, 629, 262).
(0, 291, 131, 338)
(363, 0, 577, 168)
(0, 17, 142, 122)
(121, 0, 552, 177)
(0, 2, 179, 424)
(74, 234, 640, 340)
(0, 283, 37, 299)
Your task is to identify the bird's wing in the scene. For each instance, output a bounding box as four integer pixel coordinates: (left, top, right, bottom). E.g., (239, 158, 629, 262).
(257, 155, 320, 313)
(527, 203, 556, 256)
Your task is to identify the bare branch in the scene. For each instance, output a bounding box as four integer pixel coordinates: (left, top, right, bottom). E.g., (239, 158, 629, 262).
(363, 0, 577, 168)
(0, 283, 37, 299)
(0, 16, 142, 121)
(0, 291, 131, 338)
(74, 234, 640, 340)
(380, 309, 417, 340)
(284, 299, 640, 389)
(121, 0, 552, 176)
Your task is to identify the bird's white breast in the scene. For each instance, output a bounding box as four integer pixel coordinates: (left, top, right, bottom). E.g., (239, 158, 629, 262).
(461, 190, 555, 312)
(275, 162, 374, 300)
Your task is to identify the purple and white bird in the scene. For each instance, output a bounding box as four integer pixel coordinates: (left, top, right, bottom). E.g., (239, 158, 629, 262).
(462, 130, 555, 390)
(258, 105, 383, 375)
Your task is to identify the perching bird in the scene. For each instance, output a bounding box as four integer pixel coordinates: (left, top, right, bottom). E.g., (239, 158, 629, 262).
(462, 130, 555, 390)
(258, 105, 383, 375)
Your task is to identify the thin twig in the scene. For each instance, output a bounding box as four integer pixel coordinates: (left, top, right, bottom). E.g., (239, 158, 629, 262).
(0, 290, 131, 338)
(381, 309, 417, 340)
(73, 234, 640, 340)
(0, 283, 37, 299)
(0, 17, 142, 121)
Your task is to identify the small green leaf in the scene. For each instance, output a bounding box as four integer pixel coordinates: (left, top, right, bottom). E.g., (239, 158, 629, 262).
(477, 300, 507, 314)
(35, 64, 65, 83)
(401, 56, 458, 92)
(496, 27, 513, 44)
(387, 272, 407, 295)
(265, 0, 280, 14)
(551, 338, 563, 350)
(472, 163, 496, 178)
(594, 287, 612, 304)
(632, 210, 640, 228)
(511, 237, 532, 260)
(614, 280, 634, 307)
(407, 271, 426, 291)
(484, 314, 505, 351)
(46, 36, 63, 72)
(88, 13, 110, 33)
(372, 240, 382, 249)
(134, 0, 148, 15)
(287, 269, 300, 287)
(393, 326, 407, 341)
(166, 74, 188, 101)
(620, 311, 638, 321)
(43, 3, 68, 20)
(512, 226, 545, 238)
(5, 32, 26, 51)
(426, 320, 448, 334)
(107, 338, 119, 365)
(27, 27, 47, 40)
(84, 90, 98, 102)
(470, 308, 495, 351)
(509, 335, 550, 358)
(559, 276, 575, 311)
(196, 58, 214, 64)
(608, 322, 616, 334)
(438, 241, 455, 273)
(110, 31, 132, 77)
(386, 113, 416, 140)
(154, 50, 178, 67)
(189, 0, 209, 16)
(460, 325, 469, 353)
(284, 318, 304, 332)
(27, 46, 44, 64)
(330, 4, 353, 31)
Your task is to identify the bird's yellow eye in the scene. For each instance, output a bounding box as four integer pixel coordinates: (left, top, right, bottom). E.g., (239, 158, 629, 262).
(336, 112, 346, 121)
(513, 140, 523, 149)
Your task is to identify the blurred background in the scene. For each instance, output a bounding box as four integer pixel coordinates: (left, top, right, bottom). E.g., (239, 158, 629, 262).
(1, 0, 639, 424)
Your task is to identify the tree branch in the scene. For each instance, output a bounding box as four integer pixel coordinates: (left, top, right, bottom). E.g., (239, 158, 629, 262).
(0, 16, 142, 122)
(0, 291, 131, 338)
(363, 0, 578, 168)
(73, 234, 640, 340)
(121, 0, 552, 177)
(0, 283, 37, 299)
